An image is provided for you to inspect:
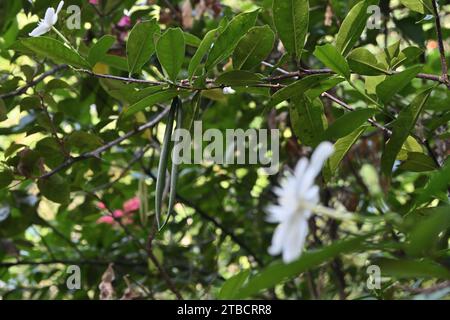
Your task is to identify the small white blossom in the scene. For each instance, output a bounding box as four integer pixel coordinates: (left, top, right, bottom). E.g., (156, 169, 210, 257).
(267, 141, 334, 263)
(29, 1, 64, 37)
(223, 86, 236, 95)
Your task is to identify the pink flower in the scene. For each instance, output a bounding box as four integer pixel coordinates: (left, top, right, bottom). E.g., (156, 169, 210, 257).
(112, 210, 124, 218)
(89, 0, 99, 5)
(118, 16, 131, 28)
(123, 197, 140, 213)
(96, 202, 106, 210)
(97, 216, 114, 225)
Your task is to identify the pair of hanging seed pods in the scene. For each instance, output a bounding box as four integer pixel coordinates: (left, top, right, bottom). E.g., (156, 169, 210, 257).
(155, 97, 183, 231)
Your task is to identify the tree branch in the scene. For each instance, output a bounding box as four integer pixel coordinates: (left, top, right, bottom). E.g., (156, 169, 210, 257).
(0, 65, 67, 99)
(39, 106, 170, 180)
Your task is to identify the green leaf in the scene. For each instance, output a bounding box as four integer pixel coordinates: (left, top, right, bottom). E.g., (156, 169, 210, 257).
(399, 0, 433, 14)
(121, 89, 180, 119)
(232, 26, 275, 70)
(375, 258, 450, 279)
(407, 206, 450, 257)
(20, 37, 89, 68)
(127, 20, 160, 75)
(324, 126, 367, 181)
(381, 87, 433, 176)
(218, 270, 250, 300)
(236, 236, 369, 299)
(37, 174, 70, 205)
(0, 169, 13, 189)
(206, 9, 260, 70)
(376, 65, 423, 104)
(156, 28, 185, 82)
(183, 32, 202, 47)
(416, 159, 450, 204)
(216, 70, 264, 86)
(314, 44, 350, 79)
(324, 109, 376, 140)
(348, 47, 388, 76)
(0, 98, 7, 122)
(272, 0, 309, 60)
(188, 28, 218, 79)
(399, 152, 438, 172)
(270, 74, 330, 106)
(335, 0, 378, 56)
(88, 35, 115, 67)
(290, 97, 326, 147)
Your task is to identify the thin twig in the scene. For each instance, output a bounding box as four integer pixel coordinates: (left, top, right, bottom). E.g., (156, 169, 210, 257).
(431, 0, 450, 88)
(39, 106, 171, 180)
(0, 65, 67, 99)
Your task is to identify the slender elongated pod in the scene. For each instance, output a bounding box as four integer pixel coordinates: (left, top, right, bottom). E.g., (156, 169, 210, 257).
(155, 97, 179, 229)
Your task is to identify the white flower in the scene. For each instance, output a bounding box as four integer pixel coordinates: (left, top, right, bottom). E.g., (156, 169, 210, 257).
(223, 86, 236, 95)
(267, 141, 334, 263)
(29, 1, 64, 37)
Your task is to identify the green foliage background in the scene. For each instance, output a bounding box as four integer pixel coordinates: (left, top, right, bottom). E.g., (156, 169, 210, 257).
(0, 0, 449, 300)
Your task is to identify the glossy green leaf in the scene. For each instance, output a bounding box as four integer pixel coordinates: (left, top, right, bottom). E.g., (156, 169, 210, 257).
(335, 0, 378, 56)
(324, 125, 367, 181)
(20, 37, 89, 68)
(381, 87, 433, 176)
(324, 109, 376, 140)
(376, 65, 423, 104)
(270, 74, 329, 106)
(348, 47, 387, 76)
(290, 97, 327, 147)
(216, 70, 264, 86)
(188, 28, 218, 79)
(206, 9, 260, 70)
(272, 0, 309, 59)
(88, 35, 115, 66)
(122, 89, 180, 119)
(314, 44, 350, 79)
(399, 0, 433, 14)
(156, 28, 185, 82)
(127, 20, 160, 75)
(233, 26, 275, 70)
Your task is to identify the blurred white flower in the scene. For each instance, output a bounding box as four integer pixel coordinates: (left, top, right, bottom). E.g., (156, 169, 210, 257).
(223, 86, 236, 95)
(267, 141, 334, 263)
(29, 1, 64, 37)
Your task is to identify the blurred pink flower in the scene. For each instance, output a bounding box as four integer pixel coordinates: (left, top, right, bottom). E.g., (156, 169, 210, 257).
(96, 202, 106, 210)
(118, 16, 131, 28)
(123, 197, 140, 213)
(89, 0, 99, 5)
(97, 216, 114, 225)
(113, 210, 124, 218)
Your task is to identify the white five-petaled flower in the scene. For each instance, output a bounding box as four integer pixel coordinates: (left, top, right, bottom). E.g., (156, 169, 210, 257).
(29, 1, 65, 37)
(267, 141, 334, 263)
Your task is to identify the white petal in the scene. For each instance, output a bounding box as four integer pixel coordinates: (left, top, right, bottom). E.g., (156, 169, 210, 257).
(282, 218, 309, 263)
(294, 158, 309, 182)
(268, 223, 288, 256)
(56, 1, 65, 15)
(308, 141, 334, 177)
(298, 142, 334, 193)
(43, 7, 56, 25)
(29, 22, 51, 37)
